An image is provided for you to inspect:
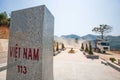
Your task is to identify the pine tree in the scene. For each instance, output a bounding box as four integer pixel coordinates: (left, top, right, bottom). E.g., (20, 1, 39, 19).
(81, 43, 84, 51)
(85, 44, 88, 52)
(89, 42, 93, 55)
(53, 40, 56, 52)
(53, 45, 55, 52)
(56, 42, 59, 51)
(62, 43, 65, 50)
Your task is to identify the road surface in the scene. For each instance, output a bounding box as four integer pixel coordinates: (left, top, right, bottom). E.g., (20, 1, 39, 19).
(54, 49, 120, 80)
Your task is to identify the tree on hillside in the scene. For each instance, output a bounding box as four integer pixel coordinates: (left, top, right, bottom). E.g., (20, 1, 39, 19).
(75, 38, 78, 43)
(0, 12, 10, 27)
(92, 24, 112, 39)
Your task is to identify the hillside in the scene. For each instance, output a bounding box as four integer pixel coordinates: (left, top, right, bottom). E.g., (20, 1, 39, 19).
(105, 36, 120, 50)
(81, 34, 97, 40)
(0, 26, 9, 39)
(61, 34, 80, 39)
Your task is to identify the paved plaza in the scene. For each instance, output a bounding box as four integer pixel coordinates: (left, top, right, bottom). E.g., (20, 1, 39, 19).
(54, 49, 120, 80)
(0, 49, 120, 80)
(0, 70, 6, 80)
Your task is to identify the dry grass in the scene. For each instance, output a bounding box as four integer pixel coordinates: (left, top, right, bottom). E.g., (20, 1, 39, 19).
(110, 51, 120, 54)
(0, 26, 9, 39)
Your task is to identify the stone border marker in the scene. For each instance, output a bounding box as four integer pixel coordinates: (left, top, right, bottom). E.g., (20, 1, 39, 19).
(6, 5, 54, 80)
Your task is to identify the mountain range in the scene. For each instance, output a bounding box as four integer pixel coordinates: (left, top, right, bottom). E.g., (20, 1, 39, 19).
(61, 34, 98, 40)
(61, 34, 81, 39)
(55, 34, 120, 50)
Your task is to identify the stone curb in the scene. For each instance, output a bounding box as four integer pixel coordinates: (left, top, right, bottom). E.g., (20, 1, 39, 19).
(100, 57, 120, 72)
(54, 50, 63, 56)
(83, 52, 99, 59)
(107, 61, 120, 72)
(85, 54, 99, 59)
(0, 63, 7, 72)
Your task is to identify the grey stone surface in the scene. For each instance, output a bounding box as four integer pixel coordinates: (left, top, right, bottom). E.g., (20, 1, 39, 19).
(86, 54, 99, 59)
(6, 5, 54, 80)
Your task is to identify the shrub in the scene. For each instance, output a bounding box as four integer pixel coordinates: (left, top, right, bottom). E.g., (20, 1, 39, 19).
(109, 57, 116, 62)
(68, 48, 75, 53)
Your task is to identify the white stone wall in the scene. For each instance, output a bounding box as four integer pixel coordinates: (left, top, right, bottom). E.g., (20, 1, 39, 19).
(0, 39, 8, 52)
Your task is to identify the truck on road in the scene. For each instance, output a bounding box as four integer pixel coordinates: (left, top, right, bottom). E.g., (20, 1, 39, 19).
(95, 39, 110, 53)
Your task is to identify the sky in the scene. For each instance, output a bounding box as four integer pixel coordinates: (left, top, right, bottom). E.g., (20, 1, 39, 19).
(0, 0, 120, 36)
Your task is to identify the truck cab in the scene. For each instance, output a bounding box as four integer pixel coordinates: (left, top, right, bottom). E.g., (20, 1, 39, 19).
(96, 40, 110, 53)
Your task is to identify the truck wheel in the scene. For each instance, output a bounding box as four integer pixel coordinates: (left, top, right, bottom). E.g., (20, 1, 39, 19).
(103, 51, 106, 53)
(102, 51, 106, 53)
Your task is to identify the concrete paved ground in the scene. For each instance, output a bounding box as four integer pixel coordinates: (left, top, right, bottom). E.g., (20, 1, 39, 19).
(0, 70, 6, 80)
(54, 49, 120, 80)
(0, 49, 120, 80)
(0, 63, 7, 80)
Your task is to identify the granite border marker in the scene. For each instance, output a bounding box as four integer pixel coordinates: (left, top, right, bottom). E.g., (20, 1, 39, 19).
(6, 5, 54, 80)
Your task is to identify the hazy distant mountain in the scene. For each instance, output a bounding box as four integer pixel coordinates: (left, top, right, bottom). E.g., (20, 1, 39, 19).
(57, 34, 120, 50)
(105, 35, 120, 50)
(61, 34, 80, 39)
(81, 34, 98, 40)
(61, 34, 98, 40)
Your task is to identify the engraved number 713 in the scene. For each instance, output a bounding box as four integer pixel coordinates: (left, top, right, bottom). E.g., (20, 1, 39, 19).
(17, 65, 27, 74)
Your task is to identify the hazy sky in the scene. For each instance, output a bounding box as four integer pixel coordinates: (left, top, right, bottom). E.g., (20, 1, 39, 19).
(0, 0, 120, 36)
